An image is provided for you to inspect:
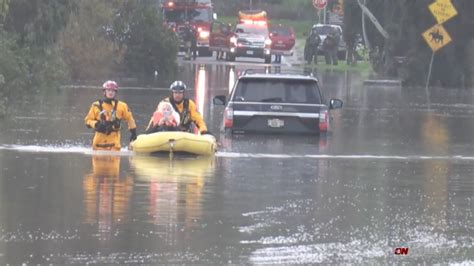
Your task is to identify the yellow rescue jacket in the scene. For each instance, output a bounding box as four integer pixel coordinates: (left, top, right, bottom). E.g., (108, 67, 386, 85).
(84, 99, 136, 150)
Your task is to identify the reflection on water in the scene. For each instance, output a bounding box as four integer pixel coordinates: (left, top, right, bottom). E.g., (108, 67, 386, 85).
(195, 64, 207, 116)
(0, 62, 473, 264)
(130, 155, 215, 231)
(82, 155, 133, 240)
(228, 66, 236, 94)
(421, 112, 450, 231)
(219, 134, 328, 155)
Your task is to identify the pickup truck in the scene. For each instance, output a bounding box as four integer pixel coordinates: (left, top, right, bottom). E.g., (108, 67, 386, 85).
(209, 21, 272, 63)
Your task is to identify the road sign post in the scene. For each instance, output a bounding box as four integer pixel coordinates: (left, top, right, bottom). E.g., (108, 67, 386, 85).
(422, 0, 457, 93)
(313, 0, 327, 10)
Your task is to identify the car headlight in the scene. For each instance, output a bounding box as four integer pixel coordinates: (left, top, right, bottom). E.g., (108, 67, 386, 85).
(199, 31, 210, 39)
(264, 38, 272, 46)
(230, 36, 237, 45)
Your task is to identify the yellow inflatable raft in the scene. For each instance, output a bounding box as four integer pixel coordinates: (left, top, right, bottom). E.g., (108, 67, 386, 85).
(130, 131, 217, 155)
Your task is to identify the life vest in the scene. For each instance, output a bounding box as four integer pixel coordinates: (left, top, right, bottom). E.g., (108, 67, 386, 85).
(94, 99, 121, 132)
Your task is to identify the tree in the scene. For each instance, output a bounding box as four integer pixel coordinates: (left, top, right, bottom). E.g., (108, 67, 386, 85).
(57, 0, 123, 80)
(0, 0, 9, 26)
(345, 0, 474, 88)
(114, 0, 178, 78)
(0, 30, 28, 116)
(4, 0, 74, 47)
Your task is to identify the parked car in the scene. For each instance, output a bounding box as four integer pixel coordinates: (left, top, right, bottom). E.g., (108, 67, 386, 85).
(269, 24, 295, 62)
(213, 69, 343, 135)
(311, 24, 346, 59)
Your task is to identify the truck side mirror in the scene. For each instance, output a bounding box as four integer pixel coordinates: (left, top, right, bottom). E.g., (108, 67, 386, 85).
(329, 99, 343, 109)
(213, 95, 226, 105)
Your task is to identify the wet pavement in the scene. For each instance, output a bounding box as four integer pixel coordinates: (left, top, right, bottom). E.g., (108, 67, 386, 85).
(0, 58, 472, 264)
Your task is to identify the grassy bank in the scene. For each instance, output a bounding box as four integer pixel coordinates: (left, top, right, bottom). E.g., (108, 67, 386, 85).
(305, 59, 372, 73)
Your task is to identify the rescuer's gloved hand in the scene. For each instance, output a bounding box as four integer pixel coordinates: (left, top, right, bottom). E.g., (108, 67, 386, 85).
(130, 128, 137, 142)
(94, 120, 109, 134)
(201, 130, 213, 136)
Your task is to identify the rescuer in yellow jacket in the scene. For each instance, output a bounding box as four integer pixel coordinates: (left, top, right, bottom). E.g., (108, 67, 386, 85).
(84, 80, 137, 150)
(146, 80, 209, 135)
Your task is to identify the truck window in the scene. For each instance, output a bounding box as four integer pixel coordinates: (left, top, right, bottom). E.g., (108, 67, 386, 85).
(164, 9, 210, 23)
(313, 25, 340, 35)
(233, 78, 321, 104)
(235, 25, 268, 35)
(164, 10, 186, 23)
(270, 26, 291, 36)
(188, 9, 211, 22)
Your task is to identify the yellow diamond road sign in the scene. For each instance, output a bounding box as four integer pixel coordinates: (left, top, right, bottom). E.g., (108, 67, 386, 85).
(429, 0, 458, 24)
(422, 24, 452, 52)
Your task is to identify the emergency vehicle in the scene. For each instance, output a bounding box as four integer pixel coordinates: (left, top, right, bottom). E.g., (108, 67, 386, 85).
(209, 10, 272, 63)
(160, 0, 215, 56)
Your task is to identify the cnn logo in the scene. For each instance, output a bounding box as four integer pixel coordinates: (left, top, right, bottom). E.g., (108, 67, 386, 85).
(394, 247, 409, 255)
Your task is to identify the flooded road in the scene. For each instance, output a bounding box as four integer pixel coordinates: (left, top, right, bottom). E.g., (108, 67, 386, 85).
(0, 59, 472, 264)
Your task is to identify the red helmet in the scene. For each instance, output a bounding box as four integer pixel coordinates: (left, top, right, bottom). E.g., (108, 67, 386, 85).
(102, 80, 118, 91)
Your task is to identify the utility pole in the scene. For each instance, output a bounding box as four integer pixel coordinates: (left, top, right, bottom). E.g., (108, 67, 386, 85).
(323, 6, 326, 24)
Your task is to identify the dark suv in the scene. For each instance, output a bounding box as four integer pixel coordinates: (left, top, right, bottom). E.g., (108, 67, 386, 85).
(213, 70, 343, 135)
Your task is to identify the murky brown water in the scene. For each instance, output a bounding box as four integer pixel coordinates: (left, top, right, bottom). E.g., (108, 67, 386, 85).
(0, 59, 472, 264)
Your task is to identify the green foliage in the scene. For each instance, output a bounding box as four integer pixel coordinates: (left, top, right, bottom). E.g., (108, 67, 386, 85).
(0, 29, 26, 117)
(0, 29, 67, 91)
(304, 58, 372, 74)
(25, 47, 68, 91)
(0, 0, 69, 111)
(57, 0, 122, 80)
(358, 0, 474, 88)
(116, 0, 178, 78)
(0, 0, 9, 25)
(0, 30, 28, 88)
(4, 0, 75, 47)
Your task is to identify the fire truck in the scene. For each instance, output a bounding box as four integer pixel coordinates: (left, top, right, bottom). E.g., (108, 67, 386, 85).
(209, 10, 272, 64)
(160, 0, 215, 56)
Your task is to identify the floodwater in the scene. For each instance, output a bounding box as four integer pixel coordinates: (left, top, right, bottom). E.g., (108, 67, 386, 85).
(0, 59, 472, 264)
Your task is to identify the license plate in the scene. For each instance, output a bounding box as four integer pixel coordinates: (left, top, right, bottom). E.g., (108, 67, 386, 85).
(246, 50, 254, 55)
(268, 118, 284, 128)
